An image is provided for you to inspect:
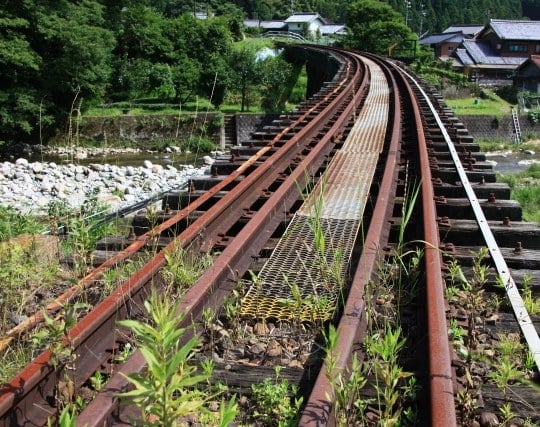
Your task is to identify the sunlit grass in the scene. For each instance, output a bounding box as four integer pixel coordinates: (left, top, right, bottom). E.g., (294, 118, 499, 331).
(446, 96, 512, 116)
(498, 164, 540, 224)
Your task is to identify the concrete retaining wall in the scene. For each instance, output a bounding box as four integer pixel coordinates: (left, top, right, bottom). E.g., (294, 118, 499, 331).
(458, 114, 540, 142)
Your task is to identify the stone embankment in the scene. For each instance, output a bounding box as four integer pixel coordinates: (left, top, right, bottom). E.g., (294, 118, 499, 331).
(0, 149, 210, 215)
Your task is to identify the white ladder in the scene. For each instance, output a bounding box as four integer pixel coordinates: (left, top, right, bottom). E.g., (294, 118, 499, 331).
(511, 107, 522, 144)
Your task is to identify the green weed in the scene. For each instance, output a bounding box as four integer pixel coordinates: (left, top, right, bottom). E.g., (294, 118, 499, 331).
(250, 366, 303, 427)
(0, 206, 45, 240)
(118, 291, 236, 426)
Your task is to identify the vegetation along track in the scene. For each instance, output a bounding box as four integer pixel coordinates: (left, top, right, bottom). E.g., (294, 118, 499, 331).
(1, 46, 539, 426)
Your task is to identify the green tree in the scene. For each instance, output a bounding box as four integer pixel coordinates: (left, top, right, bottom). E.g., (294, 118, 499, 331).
(345, 0, 414, 55)
(230, 46, 263, 111)
(0, 0, 114, 144)
(259, 55, 295, 112)
(0, 10, 44, 141)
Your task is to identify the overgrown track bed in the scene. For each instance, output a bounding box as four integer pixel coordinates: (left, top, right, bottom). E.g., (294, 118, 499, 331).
(1, 47, 539, 426)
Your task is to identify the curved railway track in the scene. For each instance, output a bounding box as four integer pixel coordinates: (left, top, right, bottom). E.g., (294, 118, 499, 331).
(0, 46, 538, 426)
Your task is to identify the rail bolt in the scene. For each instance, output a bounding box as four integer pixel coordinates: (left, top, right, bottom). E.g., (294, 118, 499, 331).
(502, 217, 511, 226)
(487, 193, 496, 203)
(514, 242, 523, 254)
(434, 195, 447, 204)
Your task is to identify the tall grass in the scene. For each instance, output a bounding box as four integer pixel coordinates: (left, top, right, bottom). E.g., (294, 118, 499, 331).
(498, 164, 540, 224)
(0, 207, 45, 241)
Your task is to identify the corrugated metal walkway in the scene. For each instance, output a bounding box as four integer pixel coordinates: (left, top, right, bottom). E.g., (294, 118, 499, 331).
(241, 57, 390, 322)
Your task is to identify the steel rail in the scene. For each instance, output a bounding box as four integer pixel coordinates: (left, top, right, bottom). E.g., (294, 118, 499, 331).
(400, 68, 540, 371)
(75, 50, 370, 427)
(0, 51, 353, 355)
(298, 51, 402, 426)
(0, 50, 365, 426)
(392, 66, 458, 426)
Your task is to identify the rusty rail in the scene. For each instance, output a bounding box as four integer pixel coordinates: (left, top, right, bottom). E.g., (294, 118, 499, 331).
(0, 48, 367, 426)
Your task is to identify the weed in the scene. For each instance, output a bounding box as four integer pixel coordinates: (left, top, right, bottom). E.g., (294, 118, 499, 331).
(0, 206, 45, 240)
(31, 302, 89, 369)
(118, 291, 235, 426)
(490, 359, 523, 401)
(49, 405, 77, 427)
(222, 289, 241, 336)
(448, 319, 468, 359)
(90, 371, 106, 392)
(250, 366, 303, 426)
(521, 275, 540, 315)
(456, 388, 477, 424)
(162, 244, 213, 292)
(365, 326, 414, 424)
(451, 248, 489, 361)
(499, 402, 518, 425)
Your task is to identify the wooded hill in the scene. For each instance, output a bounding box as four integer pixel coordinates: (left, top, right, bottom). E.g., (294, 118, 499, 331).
(1, 0, 538, 147)
(230, 0, 539, 31)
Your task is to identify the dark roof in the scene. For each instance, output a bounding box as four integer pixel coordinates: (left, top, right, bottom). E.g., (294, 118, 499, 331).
(486, 19, 540, 41)
(454, 39, 528, 68)
(516, 55, 540, 71)
(443, 24, 484, 36)
(420, 32, 465, 45)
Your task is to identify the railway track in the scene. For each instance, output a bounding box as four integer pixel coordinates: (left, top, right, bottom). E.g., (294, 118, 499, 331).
(0, 46, 539, 426)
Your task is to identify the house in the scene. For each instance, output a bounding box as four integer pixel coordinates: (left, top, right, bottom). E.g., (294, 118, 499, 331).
(420, 32, 472, 59)
(442, 24, 484, 37)
(284, 12, 327, 38)
(451, 19, 540, 86)
(513, 55, 540, 94)
(244, 12, 346, 42)
(243, 19, 287, 32)
(420, 24, 482, 60)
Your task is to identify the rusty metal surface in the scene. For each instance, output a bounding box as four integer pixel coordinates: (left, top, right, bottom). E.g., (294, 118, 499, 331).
(299, 52, 401, 426)
(0, 49, 367, 426)
(241, 56, 389, 322)
(399, 68, 457, 426)
(72, 51, 368, 425)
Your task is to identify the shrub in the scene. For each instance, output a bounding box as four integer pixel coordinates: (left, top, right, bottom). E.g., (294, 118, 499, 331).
(181, 135, 216, 154)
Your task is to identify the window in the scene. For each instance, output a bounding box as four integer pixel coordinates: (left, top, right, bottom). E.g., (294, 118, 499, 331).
(508, 44, 527, 53)
(448, 46, 454, 52)
(536, 44, 540, 53)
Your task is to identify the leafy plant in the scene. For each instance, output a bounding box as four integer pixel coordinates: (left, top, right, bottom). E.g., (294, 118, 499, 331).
(324, 325, 370, 426)
(250, 366, 303, 427)
(118, 291, 235, 426)
(181, 135, 216, 154)
(365, 326, 414, 424)
(0, 206, 45, 240)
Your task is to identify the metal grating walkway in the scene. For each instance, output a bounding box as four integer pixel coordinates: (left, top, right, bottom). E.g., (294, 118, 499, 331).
(241, 57, 390, 322)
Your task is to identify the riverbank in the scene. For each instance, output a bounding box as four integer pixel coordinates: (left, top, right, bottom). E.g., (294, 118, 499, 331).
(0, 154, 210, 215)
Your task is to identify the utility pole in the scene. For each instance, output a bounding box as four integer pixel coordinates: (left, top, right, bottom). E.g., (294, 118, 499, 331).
(419, 3, 427, 35)
(404, 0, 412, 27)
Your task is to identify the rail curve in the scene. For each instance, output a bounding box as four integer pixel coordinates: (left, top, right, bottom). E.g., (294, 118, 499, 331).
(0, 45, 538, 427)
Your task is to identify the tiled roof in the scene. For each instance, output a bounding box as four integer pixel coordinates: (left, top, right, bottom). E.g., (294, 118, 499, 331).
(454, 48, 474, 66)
(516, 55, 540, 71)
(455, 40, 528, 67)
(488, 19, 540, 41)
(420, 32, 465, 45)
(443, 24, 484, 36)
